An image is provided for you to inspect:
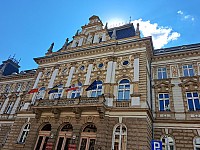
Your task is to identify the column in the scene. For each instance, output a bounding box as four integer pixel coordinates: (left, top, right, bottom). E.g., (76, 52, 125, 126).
(10, 96, 20, 114)
(31, 72, 43, 104)
(0, 96, 9, 114)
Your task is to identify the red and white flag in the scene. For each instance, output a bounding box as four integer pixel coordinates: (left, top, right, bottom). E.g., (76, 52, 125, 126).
(66, 84, 79, 92)
(28, 88, 38, 94)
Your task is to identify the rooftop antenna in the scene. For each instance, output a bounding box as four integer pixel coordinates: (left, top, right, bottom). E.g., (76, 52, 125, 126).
(129, 16, 131, 23)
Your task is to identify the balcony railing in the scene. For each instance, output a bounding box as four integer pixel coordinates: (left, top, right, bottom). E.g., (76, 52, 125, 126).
(113, 100, 131, 107)
(0, 114, 16, 120)
(34, 96, 106, 108)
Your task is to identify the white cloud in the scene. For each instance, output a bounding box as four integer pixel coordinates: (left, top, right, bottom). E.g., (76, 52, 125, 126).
(177, 10, 195, 21)
(132, 19, 181, 49)
(177, 10, 183, 15)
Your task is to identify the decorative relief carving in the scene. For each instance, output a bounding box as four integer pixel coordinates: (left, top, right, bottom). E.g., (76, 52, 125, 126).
(33, 109, 42, 120)
(170, 65, 179, 78)
(97, 107, 105, 119)
(72, 107, 82, 119)
(86, 116, 95, 123)
(52, 108, 61, 120)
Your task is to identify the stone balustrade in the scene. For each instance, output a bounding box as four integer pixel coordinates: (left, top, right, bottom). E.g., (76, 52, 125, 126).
(34, 95, 106, 108)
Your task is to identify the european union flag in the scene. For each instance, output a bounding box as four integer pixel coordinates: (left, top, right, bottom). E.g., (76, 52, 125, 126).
(48, 85, 59, 94)
(86, 80, 97, 91)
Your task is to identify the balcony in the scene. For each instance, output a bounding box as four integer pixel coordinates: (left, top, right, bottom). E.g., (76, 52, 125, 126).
(113, 100, 131, 107)
(32, 95, 106, 109)
(32, 96, 107, 120)
(0, 114, 16, 120)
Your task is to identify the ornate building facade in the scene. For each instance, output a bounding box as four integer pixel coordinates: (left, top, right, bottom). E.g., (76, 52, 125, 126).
(0, 15, 199, 150)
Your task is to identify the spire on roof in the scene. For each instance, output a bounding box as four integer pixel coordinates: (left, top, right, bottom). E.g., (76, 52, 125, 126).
(111, 28, 117, 40)
(75, 30, 80, 36)
(136, 23, 140, 37)
(46, 43, 54, 54)
(62, 38, 69, 49)
(104, 22, 108, 30)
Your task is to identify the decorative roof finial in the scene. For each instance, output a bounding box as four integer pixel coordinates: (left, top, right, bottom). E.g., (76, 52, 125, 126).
(62, 38, 69, 49)
(47, 42, 54, 53)
(111, 28, 117, 40)
(136, 23, 140, 37)
(75, 29, 80, 36)
(104, 22, 108, 30)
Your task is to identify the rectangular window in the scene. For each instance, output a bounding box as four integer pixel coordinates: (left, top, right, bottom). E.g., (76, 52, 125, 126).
(183, 65, 194, 77)
(158, 93, 170, 111)
(186, 92, 200, 111)
(5, 102, 14, 114)
(18, 102, 24, 111)
(158, 67, 167, 79)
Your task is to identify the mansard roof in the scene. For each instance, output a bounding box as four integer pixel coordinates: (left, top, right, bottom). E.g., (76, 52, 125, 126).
(154, 43, 200, 56)
(108, 23, 136, 40)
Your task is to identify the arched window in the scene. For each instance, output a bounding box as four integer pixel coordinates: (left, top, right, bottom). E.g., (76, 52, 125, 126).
(18, 123, 30, 143)
(118, 79, 130, 100)
(79, 124, 97, 150)
(56, 123, 73, 150)
(71, 82, 82, 98)
(161, 135, 175, 150)
(34, 123, 51, 150)
(36, 87, 46, 100)
(112, 124, 127, 150)
(52, 84, 63, 99)
(194, 137, 200, 150)
(91, 80, 102, 97)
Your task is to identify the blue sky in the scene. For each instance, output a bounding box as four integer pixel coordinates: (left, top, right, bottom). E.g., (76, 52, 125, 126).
(0, 0, 200, 71)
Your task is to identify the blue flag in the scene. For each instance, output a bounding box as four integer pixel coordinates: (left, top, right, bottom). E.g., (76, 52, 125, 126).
(48, 85, 59, 94)
(86, 80, 97, 91)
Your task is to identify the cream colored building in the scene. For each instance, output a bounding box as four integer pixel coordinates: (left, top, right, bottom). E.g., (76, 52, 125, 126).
(0, 15, 199, 150)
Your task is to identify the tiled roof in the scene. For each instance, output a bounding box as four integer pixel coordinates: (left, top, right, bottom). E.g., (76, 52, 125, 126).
(108, 23, 136, 40)
(154, 43, 200, 56)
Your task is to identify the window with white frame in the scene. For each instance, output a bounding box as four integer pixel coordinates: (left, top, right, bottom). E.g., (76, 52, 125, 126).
(25, 81, 31, 91)
(35, 87, 46, 100)
(112, 124, 127, 150)
(161, 135, 175, 150)
(4, 84, 10, 93)
(118, 79, 130, 100)
(18, 124, 30, 143)
(16, 83, 22, 92)
(183, 64, 194, 77)
(91, 80, 102, 97)
(71, 82, 82, 98)
(198, 63, 200, 75)
(194, 137, 200, 150)
(186, 92, 200, 111)
(158, 93, 170, 111)
(0, 102, 2, 109)
(5, 102, 14, 114)
(158, 67, 167, 79)
(18, 101, 24, 111)
(52, 84, 63, 99)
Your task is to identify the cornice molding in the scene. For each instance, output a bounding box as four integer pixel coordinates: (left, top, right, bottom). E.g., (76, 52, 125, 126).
(34, 37, 153, 66)
(152, 49, 200, 61)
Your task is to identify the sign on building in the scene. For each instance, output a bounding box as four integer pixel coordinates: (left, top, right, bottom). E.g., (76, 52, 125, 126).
(151, 140, 162, 150)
